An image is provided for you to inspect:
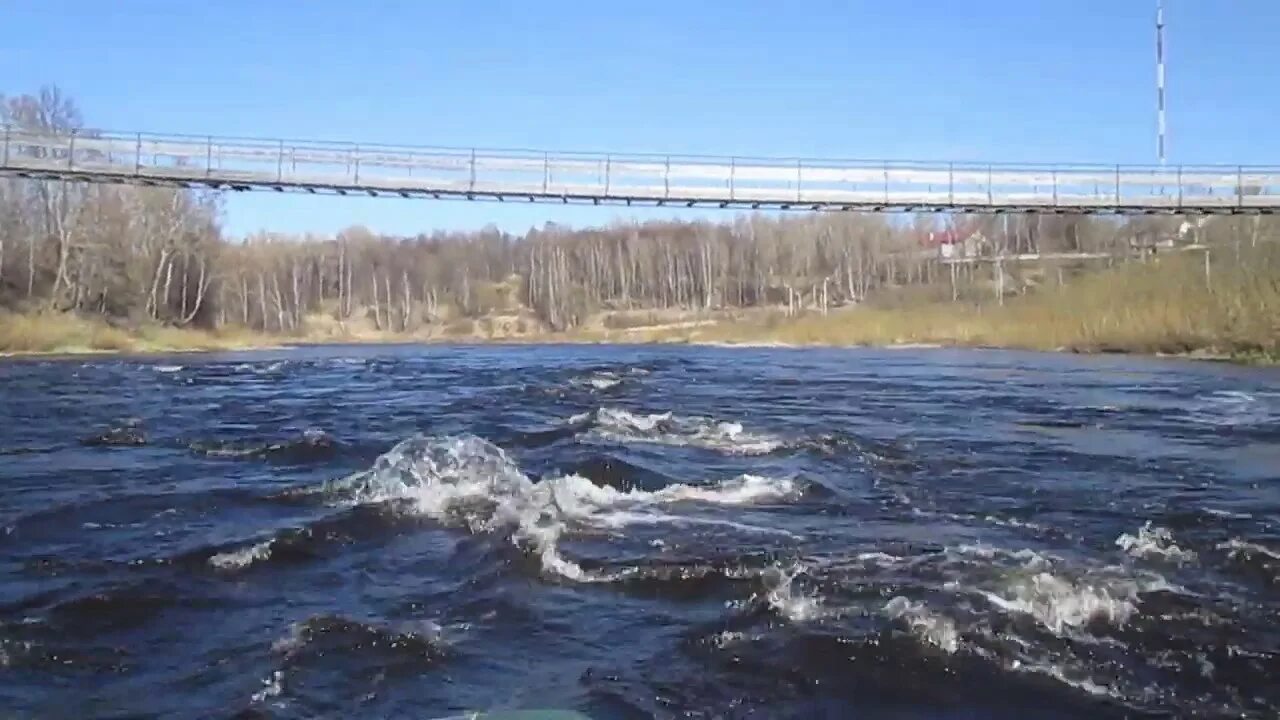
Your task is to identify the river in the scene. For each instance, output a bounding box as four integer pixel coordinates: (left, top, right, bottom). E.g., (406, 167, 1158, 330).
(2, 345, 1278, 718)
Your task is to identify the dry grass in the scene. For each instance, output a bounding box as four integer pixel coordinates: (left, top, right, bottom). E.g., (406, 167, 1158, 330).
(0, 311, 270, 355)
(686, 245, 1280, 361)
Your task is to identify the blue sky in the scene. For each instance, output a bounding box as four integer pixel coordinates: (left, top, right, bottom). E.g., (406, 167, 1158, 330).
(7, 0, 1279, 236)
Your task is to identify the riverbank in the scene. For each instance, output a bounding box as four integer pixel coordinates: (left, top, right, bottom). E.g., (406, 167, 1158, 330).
(3, 246, 1277, 363)
(564, 246, 1280, 364)
(2, 307, 1274, 365)
(0, 312, 275, 357)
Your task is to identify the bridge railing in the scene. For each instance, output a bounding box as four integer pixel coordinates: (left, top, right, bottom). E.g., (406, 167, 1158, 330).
(3, 125, 1279, 211)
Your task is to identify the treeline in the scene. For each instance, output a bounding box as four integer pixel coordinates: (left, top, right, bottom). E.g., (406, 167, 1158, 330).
(1, 88, 222, 327)
(3, 86, 1274, 335)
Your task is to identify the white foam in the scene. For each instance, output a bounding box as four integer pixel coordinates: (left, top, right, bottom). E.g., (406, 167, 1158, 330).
(578, 407, 784, 455)
(979, 572, 1137, 635)
(947, 544, 1060, 572)
(251, 670, 284, 703)
(209, 540, 273, 570)
(982, 515, 1049, 532)
(571, 372, 623, 391)
(1217, 538, 1280, 560)
(884, 596, 959, 653)
(82, 520, 145, 530)
(653, 474, 799, 505)
(855, 551, 906, 566)
(349, 435, 596, 581)
(1203, 507, 1252, 520)
(1013, 659, 1122, 700)
(154, 364, 183, 373)
(1116, 522, 1198, 563)
(761, 563, 824, 622)
(336, 434, 797, 582)
(951, 543, 999, 560)
(595, 408, 670, 432)
(710, 631, 747, 648)
(271, 624, 306, 655)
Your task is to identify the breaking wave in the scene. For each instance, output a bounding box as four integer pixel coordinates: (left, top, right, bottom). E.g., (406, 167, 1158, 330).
(570, 371, 624, 391)
(1217, 538, 1280, 584)
(326, 434, 799, 581)
(1116, 522, 1198, 563)
(758, 562, 825, 622)
(209, 540, 274, 571)
(978, 571, 1138, 634)
(251, 670, 284, 703)
(883, 596, 959, 653)
(1218, 538, 1280, 560)
(570, 407, 785, 455)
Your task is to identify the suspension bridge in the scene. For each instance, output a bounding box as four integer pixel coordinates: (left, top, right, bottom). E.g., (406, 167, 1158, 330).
(1, 126, 1277, 215)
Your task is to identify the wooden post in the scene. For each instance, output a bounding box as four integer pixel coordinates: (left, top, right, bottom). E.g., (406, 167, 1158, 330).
(277, 139, 284, 181)
(796, 159, 802, 202)
(950, 261, 958, 302)
(206, 136, 213, 177)
(135, 132, 143, 175)
(67, 129, 76, 169)
(543, 151, 550, 194)
(664, 156, 670, 199)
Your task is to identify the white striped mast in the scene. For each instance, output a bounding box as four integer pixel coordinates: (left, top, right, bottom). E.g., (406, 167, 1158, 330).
(1156, 0, 1166, 165)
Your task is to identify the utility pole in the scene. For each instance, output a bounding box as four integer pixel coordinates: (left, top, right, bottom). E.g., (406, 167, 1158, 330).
(1156, 0, 1166, 165)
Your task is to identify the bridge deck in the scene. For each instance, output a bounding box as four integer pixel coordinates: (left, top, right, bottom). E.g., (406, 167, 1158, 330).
(2, 127, 1278, 213)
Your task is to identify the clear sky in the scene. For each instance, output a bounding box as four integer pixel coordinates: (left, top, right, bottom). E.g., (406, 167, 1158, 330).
(7, 0, 1279, 237)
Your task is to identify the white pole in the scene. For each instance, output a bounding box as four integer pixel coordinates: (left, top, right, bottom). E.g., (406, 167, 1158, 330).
(1157, 0, 1166, 165)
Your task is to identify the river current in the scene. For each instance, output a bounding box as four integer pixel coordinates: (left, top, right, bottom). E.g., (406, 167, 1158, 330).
(2, 345, 1278, 718)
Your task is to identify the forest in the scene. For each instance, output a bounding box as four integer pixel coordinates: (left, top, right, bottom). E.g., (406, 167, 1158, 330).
(2, 87, 1277, 357)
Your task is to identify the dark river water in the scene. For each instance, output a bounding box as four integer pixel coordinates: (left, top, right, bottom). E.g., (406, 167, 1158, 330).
(2, 345, 1279, 719)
